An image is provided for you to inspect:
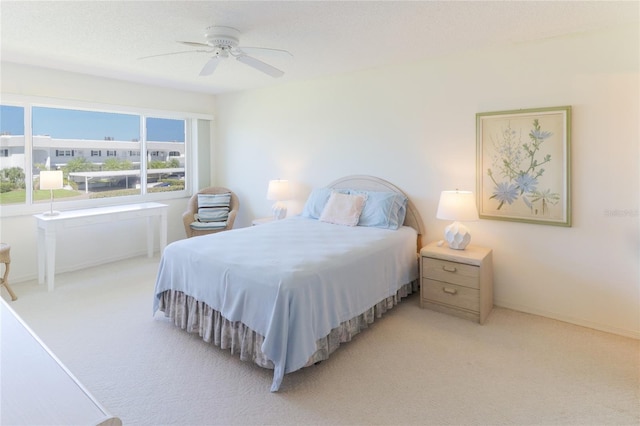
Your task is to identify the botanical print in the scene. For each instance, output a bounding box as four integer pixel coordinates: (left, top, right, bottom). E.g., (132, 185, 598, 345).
(477, 107, 570, 226)
(488, 118, 558, 213)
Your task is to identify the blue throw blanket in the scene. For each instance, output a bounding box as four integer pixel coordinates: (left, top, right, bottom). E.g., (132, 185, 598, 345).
(153, 216, 417, 391)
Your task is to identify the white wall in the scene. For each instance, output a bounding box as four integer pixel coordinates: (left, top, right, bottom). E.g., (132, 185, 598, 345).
(215, 25, 639, 338)
(0, 64, 215, 282)
(0, 24, 637, 339)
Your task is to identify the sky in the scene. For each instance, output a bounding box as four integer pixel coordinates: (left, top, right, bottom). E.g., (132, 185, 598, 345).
(0, 105, 185, 142)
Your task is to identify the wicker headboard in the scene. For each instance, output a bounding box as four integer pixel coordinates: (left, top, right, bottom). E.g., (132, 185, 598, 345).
(327, 175, 425, 250)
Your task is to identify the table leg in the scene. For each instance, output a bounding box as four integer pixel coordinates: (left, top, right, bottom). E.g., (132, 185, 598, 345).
(146, 216, 154, 258)
(37, 227, 45, 285)
(160, 210, 167, 253)
(45, 228, 56, 292)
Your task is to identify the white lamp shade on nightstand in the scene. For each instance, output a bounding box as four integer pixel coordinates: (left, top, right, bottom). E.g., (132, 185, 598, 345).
(266, 179, 290, 220)
(436, 190, 479, 250)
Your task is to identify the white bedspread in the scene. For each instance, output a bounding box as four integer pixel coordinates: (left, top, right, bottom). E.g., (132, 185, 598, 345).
(153, 216, 418, 391)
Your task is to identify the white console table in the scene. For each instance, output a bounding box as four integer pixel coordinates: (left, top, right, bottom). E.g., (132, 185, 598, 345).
(35, 202, 168, 291)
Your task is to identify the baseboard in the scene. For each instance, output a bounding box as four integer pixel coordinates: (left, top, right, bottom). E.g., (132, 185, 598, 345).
(11, 249, 156, 285)
(495, 300, 640, 340)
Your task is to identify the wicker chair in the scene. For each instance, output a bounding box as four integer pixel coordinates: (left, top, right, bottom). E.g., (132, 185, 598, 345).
(182, 187, 239, 238)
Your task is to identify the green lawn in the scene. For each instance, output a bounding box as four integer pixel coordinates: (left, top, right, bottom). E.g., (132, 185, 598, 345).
(0, 183, 184, 204)
(0, 189, 82, 204)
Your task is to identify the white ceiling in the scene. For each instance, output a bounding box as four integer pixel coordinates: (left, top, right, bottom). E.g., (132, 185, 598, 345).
(1, 1, 638, 95)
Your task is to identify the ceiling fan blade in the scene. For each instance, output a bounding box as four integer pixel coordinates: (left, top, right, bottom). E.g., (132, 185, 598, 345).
(199, 56, 223, 76)
(138, 50, 211, 59)
(138, 49, 210, 60)
(178, 41, 210, 48)
(239, 46, 293, 58)
(236, 54, 284, 78)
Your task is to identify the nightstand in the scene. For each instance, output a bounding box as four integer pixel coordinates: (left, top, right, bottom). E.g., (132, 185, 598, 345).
(420, 241, 493, 324)
(251, 217, 275, 226)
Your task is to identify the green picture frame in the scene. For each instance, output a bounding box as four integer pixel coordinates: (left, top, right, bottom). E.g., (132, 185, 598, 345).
(476, 106, 571, 226)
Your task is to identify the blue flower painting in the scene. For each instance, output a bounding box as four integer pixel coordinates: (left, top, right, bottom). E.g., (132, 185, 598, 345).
(487, 119, 559, 214)
(477, 106, 570, 226)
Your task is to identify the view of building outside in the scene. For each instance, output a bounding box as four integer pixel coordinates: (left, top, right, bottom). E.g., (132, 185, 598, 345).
(0, 104, 186, 206)
(0, 105, 26, 204)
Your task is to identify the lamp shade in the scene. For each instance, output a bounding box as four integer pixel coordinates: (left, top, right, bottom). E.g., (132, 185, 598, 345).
(40, 170, 63, 190)
(266, 179, 290, 201)
(436, 190, 479, 222)
(436, 190, 479, 250)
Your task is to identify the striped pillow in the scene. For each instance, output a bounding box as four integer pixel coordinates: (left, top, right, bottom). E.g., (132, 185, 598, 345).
(190, 221, 227, 230)
(191, 192, 232, 230)
(197, 193, 231, 208)
(195, 207, 229, 222)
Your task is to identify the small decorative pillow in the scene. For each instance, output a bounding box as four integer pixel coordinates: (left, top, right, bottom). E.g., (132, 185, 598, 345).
(190, 221, 227, 230)
(319, 191, 367, 226)
(195, 207, 229, 222)
(196, 193, 231, 224)
(198, 193, 231, 208)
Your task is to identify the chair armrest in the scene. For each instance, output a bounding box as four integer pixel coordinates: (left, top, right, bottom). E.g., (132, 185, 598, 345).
(227, 210, 238, 229)
(182, 211, 195, 237)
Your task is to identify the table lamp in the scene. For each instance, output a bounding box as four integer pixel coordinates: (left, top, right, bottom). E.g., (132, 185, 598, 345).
(436, 190, 479, 250)
(40, 170, 64, 216)
(267, 179, 290, 220)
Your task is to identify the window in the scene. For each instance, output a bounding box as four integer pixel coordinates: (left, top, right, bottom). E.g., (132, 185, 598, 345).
(1, 98, 198, 213)
(31, 106, 143, 200)
(0, 105, 26, 205)
(146, 117, 185, 189)
(56, 150, 75, 157)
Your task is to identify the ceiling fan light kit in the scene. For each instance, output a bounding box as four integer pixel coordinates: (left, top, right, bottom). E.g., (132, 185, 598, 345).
(204, 26, 240, 48)
(142, 25, 290, 79)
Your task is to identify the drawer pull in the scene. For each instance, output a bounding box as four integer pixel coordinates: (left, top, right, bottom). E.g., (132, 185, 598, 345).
(442, 287, 457, 295)
(442, 265, 457, 273)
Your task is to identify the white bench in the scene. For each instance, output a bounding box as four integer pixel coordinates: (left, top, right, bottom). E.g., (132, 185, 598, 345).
(0, 298, 121, 425)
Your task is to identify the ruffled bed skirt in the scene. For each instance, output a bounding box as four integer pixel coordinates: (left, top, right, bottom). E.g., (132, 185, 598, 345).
(156, 279, 418, 372)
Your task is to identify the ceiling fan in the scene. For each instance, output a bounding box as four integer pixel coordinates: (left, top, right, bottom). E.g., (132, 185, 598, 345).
(140, 26, 292, 78)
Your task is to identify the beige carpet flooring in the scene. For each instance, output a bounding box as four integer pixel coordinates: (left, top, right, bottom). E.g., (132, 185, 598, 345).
(3, 255, 639, 426)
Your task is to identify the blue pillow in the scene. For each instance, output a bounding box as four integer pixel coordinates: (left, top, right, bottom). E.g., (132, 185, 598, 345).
(352, 190, 408, 230)
(301, 187, 333, 219)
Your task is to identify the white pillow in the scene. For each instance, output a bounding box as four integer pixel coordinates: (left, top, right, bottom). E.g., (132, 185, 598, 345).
(319, 192, 366, 226)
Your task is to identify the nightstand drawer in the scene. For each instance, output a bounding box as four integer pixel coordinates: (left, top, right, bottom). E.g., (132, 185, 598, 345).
(422, 279, 480, 312)
(422, 258, 480, 289)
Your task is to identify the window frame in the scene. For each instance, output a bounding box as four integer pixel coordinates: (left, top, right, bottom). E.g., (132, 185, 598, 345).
(1, 94, 210, 218)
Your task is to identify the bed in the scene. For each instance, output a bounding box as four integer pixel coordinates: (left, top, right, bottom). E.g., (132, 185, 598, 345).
(153, 175, 425, 391)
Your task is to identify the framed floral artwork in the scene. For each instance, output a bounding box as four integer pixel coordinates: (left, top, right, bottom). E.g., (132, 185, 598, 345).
(476, 106, 571, 226)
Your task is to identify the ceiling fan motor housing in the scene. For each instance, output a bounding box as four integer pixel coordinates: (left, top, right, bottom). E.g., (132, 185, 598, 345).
(205, 26, 240, 48)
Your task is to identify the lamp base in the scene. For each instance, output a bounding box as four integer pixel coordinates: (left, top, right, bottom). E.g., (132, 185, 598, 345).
(44, 191, 60, 216)
(444, 221, 471, 250)
(272, 202, 287, 220)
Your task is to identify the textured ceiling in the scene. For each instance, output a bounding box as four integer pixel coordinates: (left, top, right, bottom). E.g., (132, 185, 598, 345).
(1, 1, 638, 95)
